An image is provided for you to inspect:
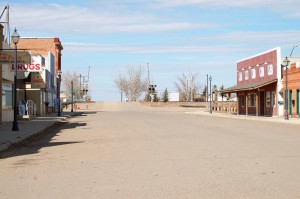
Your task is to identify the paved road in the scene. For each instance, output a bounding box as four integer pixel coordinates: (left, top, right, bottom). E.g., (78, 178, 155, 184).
(1, 102, 300, 199)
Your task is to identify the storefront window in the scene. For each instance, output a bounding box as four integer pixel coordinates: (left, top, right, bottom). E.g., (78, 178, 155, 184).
(245, 71, 249, 80)
(248, 93, 256, 107)
(266, 91, 270, 107)
(2, 82, 13, 109)
(271, 92, 276, 107)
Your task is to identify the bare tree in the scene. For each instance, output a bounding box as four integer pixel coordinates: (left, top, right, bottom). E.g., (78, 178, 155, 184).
(61, 71, 81, 99)
(115, 65, 148, 101)
(175, 72, 201, 102)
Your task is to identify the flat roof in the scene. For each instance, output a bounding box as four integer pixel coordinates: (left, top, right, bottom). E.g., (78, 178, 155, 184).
(236, 47, 280, 63)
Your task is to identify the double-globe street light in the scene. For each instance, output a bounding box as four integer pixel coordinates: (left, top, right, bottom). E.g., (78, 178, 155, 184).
(12, 28, 20, 131)
(283, 57, 290, 120)
(209, 75, 212, 114)
(283, 44, 299, 120)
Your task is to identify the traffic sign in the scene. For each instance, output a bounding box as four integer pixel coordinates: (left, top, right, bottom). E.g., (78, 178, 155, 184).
(0, 51, 31, 64)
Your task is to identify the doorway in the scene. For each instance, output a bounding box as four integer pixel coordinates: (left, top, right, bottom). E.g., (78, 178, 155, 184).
(297, 90, 299, 116)
(289, 90, 292, 116)
(260, 91, 265, 115)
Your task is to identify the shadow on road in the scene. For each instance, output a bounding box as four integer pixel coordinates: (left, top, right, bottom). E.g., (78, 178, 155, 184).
(0, 113, 89, 159)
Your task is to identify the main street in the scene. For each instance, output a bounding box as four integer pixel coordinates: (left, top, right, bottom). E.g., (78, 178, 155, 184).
(1, 102, 300, 198)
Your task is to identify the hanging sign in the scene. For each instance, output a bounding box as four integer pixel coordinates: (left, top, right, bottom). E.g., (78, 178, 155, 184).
(31, 72, 46, 88)
(0, 51, 31, 64)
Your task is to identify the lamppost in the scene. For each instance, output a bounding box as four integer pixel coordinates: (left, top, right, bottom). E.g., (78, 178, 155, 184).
(283, 57, 290, 120)
(290, 45, 298, 57)
(57, 70, 62, 116)
(71, 80, 74, 112)
(209, 76, 212, 114)
(12, 28, 20, 131)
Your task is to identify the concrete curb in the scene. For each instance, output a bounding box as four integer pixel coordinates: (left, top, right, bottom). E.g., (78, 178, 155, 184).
(186, 110, 300, 125)
(0, 112, 81, 153)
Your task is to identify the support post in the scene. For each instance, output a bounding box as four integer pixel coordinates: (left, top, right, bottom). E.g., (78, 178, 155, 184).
(246, 92, 248, 116)
(256, 91, 259, 116)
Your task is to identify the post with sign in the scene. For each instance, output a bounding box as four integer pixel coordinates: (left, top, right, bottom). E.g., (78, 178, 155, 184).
(71, 80, 74, 112)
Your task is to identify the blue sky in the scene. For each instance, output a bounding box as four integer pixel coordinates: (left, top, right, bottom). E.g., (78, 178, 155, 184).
(1, 0, 300, 101)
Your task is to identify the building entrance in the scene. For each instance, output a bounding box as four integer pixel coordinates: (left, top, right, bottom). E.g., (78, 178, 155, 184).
(260, 92, 265, 115)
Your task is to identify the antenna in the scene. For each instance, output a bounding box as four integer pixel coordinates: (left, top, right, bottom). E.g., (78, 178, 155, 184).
(147, 63, 150, 86)
(86, 66, 90, 98)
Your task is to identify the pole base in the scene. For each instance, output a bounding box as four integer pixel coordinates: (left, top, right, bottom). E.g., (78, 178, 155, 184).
(12, 121, 19, 131)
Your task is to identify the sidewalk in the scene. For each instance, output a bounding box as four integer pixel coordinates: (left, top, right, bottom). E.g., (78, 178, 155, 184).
(0, 111, 78, 152)
(186, 109, 300, 125)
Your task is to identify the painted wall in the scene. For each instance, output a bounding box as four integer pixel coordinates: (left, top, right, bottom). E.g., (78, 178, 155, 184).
(236, 48, 279, 85)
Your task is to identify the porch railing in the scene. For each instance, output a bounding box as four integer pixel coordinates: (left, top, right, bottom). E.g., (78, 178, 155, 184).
(26, 100, 37, 118)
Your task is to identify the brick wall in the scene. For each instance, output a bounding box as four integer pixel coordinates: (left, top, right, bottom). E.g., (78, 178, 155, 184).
(17, 38, 63, 75)
(282, 63, 300, 117)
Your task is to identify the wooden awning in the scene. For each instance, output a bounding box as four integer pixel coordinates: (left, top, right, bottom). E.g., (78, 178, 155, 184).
(220, 79, 277, 94)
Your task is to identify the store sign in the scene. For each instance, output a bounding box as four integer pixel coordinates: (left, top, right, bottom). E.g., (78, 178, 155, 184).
(0, 51, 31, 64)
(31, 72, 46, 88)
(11, 55, 45, 72)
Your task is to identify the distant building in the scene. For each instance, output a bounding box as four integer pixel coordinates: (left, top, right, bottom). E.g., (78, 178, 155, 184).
(169, 92, 179, 102)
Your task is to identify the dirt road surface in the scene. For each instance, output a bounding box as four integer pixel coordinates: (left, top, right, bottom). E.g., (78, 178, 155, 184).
(1, 102, 300, 198)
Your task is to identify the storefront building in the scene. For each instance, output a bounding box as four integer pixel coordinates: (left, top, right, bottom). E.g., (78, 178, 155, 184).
(16, 38, 63, 114)
(283, 61, 300, 117)
(1, 24, 15, 123)
(221, 48, 284, 117)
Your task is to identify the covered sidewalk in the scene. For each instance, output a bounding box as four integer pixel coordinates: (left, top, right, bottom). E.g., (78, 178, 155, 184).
(220, 78, 278, 116)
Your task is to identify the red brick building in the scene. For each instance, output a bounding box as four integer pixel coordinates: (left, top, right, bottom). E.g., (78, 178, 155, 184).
(17, 38, 63, 75)
(282, 62, 300, 117)
(16, 38, 63, 114)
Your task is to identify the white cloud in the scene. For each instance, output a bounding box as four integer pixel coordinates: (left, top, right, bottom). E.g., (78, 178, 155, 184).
(63, 30, 300, 54)
(197, 30, 300, 48)
(7, 3, 216, 34)
(63, 41, 246, 54)
(158, 0, 300, 18)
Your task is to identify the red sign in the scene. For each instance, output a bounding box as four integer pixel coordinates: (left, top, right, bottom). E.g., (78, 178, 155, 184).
(11, 55, 44, 72)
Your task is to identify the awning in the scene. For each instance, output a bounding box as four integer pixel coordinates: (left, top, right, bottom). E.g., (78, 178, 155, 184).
(220, 78, 277, 94)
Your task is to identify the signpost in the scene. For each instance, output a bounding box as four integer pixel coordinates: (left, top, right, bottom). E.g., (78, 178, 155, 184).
(0, 51, 31, 64)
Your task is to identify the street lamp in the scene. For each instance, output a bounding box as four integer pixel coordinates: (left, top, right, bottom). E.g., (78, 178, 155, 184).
(11, 28, 20, 131)
(57, 70, 62, 116)
(71, 80, 74, 112)
(290, 45, 298, 57)
(209, 76, 212, 114)
(283, 57, 290, 120)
